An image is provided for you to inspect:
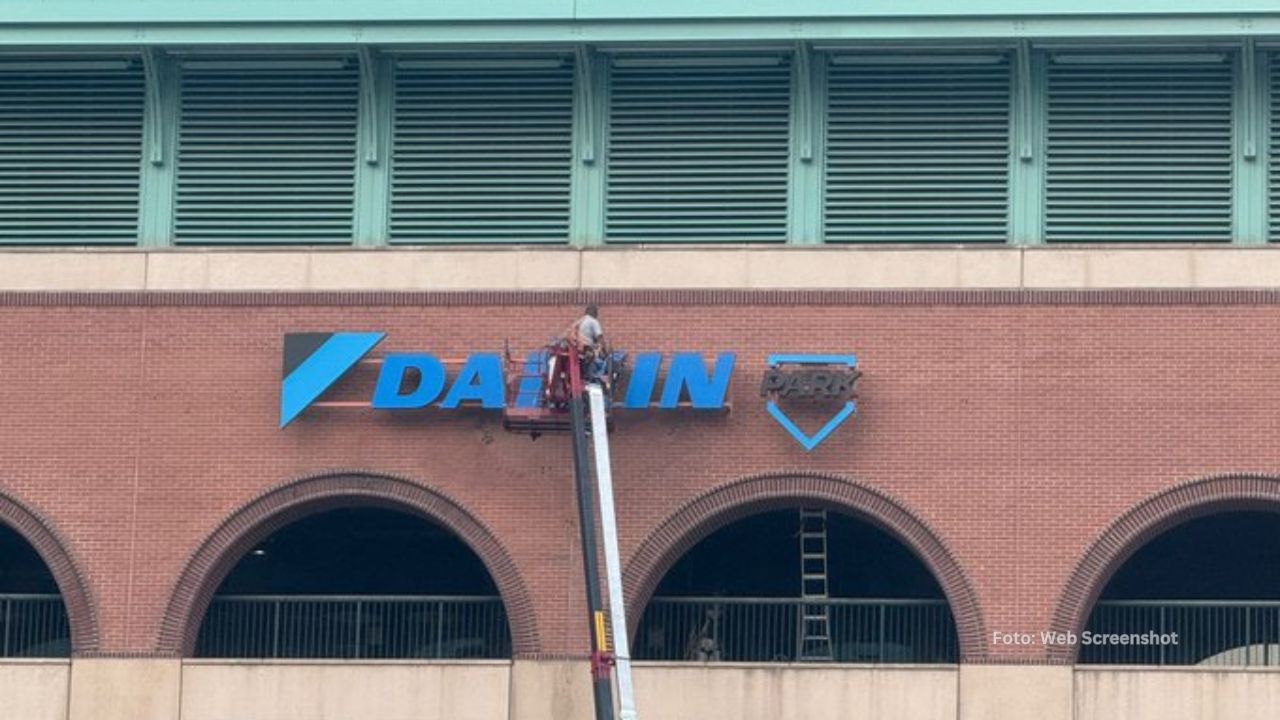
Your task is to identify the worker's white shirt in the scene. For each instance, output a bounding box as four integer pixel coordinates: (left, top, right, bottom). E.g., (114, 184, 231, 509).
(577, 315, 603, 346)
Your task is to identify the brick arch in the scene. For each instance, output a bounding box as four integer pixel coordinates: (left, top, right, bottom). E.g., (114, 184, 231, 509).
(622, 471, 987, 662)
(1048, 473, 1280, 663)
(157, 470, 539, 657)
(0, 488, 98, 655)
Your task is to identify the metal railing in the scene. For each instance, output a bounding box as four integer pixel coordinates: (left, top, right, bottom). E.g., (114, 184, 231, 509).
(195, 595, 511, 659)
(633, 597, 957, 663)
(1082, 600, 1280, 666)
(0, 594, 70, 658)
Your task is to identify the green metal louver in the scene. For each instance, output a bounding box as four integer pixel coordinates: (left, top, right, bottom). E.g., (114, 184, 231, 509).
(175, 58, 358, 243)
(390, 57, 574, 243)
(606, 56, 791, 243)
(0, 58, 144, 243)
(1045, 54, 1234, 243)
(1270, 54, 1280, 241)
(824, 54, 1011, 243)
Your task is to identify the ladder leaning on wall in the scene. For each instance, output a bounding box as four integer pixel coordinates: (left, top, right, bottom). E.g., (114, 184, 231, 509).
(798, 508, 834, 661)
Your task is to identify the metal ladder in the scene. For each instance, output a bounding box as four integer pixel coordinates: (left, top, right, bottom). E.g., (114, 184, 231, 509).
(798, 508, 834, 661)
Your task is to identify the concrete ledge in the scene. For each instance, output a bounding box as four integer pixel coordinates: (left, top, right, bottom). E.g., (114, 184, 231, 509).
(8, 659, 1280, 720)
(0, 660, 71, 720)
(1075, 667, 1280, 720)
(5, 246, 1280, 292)
(180, 661, 511, 720)
(68, 658, 181, 720)
(960, 664, 1073, 720)
(634, 662, 958, 720)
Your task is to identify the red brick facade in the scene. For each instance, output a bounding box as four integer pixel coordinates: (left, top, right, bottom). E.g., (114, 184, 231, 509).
(5, 289, 1280, 662)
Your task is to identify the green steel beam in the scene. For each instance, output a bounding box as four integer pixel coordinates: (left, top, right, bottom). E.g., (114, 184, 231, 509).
(353, 48, 392, 247)
(786, 43, 824, 245)
(569, 46, 606, 247)
(1234, 41, 1268, 244)
(1009, 44, 1046, 246)
(137, 49, 177, 247)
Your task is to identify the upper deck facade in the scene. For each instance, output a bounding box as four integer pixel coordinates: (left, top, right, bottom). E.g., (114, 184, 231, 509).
(4, 3, 1280, 264)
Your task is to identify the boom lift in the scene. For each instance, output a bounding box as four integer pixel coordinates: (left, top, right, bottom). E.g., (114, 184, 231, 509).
(502, 337, 624, 435)
(503, 337, 637, 720)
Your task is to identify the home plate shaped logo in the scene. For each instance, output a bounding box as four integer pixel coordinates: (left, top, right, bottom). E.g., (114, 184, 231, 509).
(759, 354, 861, 452)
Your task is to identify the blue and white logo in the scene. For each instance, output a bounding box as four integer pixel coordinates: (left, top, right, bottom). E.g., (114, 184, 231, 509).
(279, 332, 386, 427)
(760, 354, 860, 452)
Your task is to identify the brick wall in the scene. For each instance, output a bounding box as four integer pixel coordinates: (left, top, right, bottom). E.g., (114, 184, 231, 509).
(4, 290, 1280, 661)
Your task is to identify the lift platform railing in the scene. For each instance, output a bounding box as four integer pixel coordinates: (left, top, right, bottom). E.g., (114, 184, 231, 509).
(501, 341, 627, 436)
(634, 596, 957, 664)
(195, 595, 510, 660)
(0, 594, 69, 658)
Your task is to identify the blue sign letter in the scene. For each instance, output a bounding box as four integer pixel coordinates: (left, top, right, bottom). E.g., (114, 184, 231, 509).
(371, 354, 446, 409)
(514, 350, 547, 409)
(441, 354, 506, 409)
(622, 352, 662, 409)
(659, 353, 735, 409)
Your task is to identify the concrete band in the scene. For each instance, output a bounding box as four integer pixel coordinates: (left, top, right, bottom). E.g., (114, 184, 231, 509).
(7, 247, 1280, 293)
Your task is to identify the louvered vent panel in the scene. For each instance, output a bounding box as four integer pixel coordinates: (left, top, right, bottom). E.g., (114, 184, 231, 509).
(1271, 54, 1280, 240)
(1046, 57, 1233, 243)
(176, 60, 358, 243)
(824, 56, 1011, 243)
(606, 58, 791, 243)
(0, 60, 143, 243)
(390, 59, 574, 243)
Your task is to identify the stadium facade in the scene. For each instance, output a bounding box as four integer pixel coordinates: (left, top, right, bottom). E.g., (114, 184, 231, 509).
(5, 2, 1280, 719)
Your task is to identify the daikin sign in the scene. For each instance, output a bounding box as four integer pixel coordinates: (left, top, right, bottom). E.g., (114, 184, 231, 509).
(279, 332, 859, 451)
(278, 332, 736, 427)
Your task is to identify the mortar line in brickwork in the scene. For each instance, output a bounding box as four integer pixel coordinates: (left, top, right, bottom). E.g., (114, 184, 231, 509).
(123, 306, 149, 650)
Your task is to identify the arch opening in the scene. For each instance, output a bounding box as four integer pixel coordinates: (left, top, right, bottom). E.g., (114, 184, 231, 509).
(632, 508, 959, 663)
(1079, 510, 1280, 666)
(193, 507, 511, 659)
(0, 522, 70, 657)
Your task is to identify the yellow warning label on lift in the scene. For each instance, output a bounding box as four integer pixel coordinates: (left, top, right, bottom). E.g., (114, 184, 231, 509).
(594, 610, 610, 652)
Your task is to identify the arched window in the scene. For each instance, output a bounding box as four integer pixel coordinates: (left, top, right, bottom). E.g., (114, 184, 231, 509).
(194, 508, 511, 659)
(1081, 511, 1280, 666)
(0, 522, 69, 657)
(633, 509, 957, 663)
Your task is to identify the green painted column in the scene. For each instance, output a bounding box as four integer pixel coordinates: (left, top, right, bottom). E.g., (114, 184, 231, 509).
(787, 43, 825, 245)
(354, 47, 393, 247)
(1009, 42, 1045, 246)
(138, 49, 178, 248)
(1234, 40, 1268, 244)
(569, 45, 606, 247)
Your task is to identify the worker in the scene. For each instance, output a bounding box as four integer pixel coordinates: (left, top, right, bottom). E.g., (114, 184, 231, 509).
(573, 304, 604, 350)
(567, 304, 608, 387)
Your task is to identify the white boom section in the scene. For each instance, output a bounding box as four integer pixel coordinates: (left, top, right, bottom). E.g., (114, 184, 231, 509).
(586, 384, 638, 720)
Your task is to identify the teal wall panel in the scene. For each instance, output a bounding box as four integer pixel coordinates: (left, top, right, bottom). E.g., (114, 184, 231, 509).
(10, 18, 1280, 47)
(2, 1, 576, 23)
(7, 0, 1279, 24)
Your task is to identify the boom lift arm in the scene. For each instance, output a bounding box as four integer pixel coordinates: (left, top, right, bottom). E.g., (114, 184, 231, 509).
(505, 338, 635, 720)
